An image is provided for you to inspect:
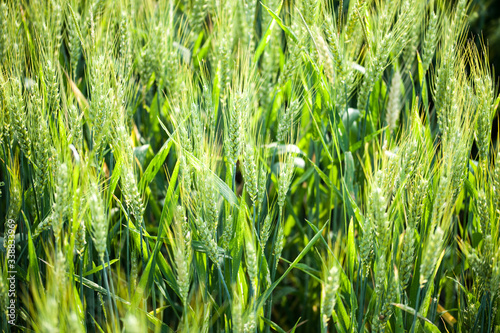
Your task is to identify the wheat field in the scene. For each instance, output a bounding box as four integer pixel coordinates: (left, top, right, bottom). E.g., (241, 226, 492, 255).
(0, 0, 499, 332)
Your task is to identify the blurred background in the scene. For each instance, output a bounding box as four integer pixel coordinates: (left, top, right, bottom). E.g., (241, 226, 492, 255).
(469, 0, 500, 73)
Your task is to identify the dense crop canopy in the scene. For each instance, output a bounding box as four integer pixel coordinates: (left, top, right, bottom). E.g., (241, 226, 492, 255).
(0, 0, 499, 332)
